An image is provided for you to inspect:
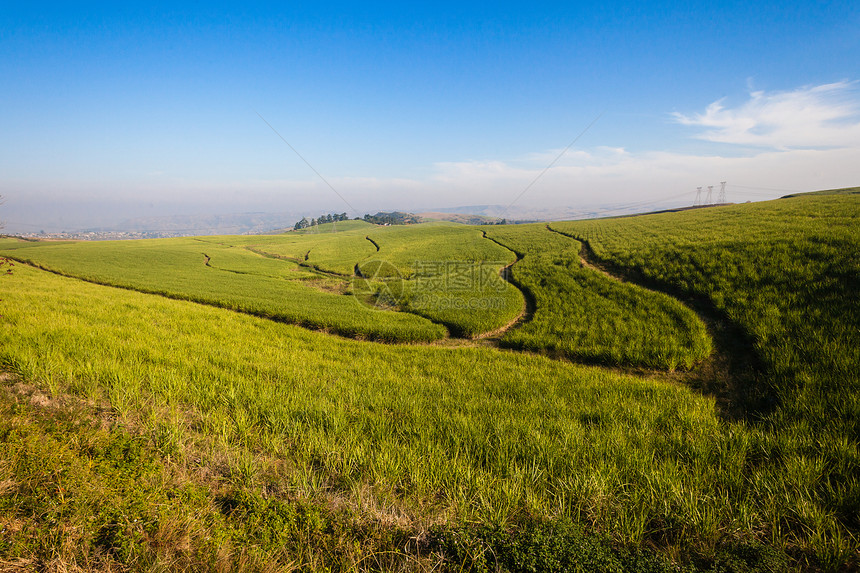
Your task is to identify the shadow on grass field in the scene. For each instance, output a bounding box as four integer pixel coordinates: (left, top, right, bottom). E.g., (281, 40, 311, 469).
(571, 236, 770, 423)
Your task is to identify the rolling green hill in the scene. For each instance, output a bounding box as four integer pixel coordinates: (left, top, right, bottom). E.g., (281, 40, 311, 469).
(484, 223, 711, 370)
(0, 189, 857, 571)
(0, 236, 444, 342)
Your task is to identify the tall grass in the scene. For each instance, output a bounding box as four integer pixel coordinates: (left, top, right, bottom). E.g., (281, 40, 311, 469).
(0, 267, 771, 548)
(219, 225, 378, 276)
(551, 192, 860, 567)
(0, 222, 526, 339)
(228, 222, 526, 338)
(0, 237, 444, 342)
(0, 192, 857, 568)
(365, 222, 513, 278)
(1, 261, 855, 568)
(485, 224, 711, 370)
(353, 223, 524, 337)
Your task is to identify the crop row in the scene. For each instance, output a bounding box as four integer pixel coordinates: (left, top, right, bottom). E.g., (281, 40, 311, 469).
(0, 237, 445, 342)
(485, 224, 711, 370)
(550, 191, 860, 566)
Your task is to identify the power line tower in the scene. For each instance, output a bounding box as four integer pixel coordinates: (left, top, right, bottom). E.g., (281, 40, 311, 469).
(694, 187, 702, 206)
(718, 181, 727, 204)
(706, 186, 714, 204)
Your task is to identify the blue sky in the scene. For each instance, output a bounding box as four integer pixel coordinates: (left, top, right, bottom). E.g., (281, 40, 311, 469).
(2, 2, 859, 231)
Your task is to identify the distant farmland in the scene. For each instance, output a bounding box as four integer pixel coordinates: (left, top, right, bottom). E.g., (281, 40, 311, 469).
(0, 189, 857, 571)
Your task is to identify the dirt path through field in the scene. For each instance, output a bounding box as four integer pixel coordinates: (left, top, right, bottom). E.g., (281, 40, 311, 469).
(365, 236, 380, 252)
(546, 225, 768, 422)
(475, 232, 535, 339)
(243, 246, 352, 280)
(473, 261, 526, 340)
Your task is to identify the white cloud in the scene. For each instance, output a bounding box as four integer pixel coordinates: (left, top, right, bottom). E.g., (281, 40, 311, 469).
(400, 82, 856, 214)
(426, 147, 855, 198)
(671, 81, 860, 149)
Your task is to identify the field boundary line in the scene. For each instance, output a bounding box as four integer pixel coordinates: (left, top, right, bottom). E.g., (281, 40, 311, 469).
(365, 236, 380, 252)
(546, 224, 769, 421)
(1, 256, 426, 344)
(244, 246, 354, 279)
(476, 231, 535, 338)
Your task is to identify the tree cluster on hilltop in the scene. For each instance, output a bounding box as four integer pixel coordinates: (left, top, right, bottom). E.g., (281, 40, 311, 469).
(362, 212, 420, 225)
(294, 212, 349, 230)
(292, 211, 428, 230)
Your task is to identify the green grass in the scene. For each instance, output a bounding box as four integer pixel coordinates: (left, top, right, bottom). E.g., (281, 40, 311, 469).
(550, 194, 860, 432)
(0, 237, 444, 342)
(199, 242, 318, 279)
(364, 222, 514, 277)
(0, 375, 419, 570)
(294, 219, 374, 234)
(551, 193, 860, 568)
(229, 227, 379, 276)
(398, 262, 523, 338)
(192, 224, 378, 277)
(195, 222, 525, 339)
(782, 185, 860, 198)
(359, 223, 523, 337)
(0, 374, 783, 572)
(484, 224, 711, 370)
(0, 191, 858, 569)
(0, 263, 808, 569)
(0, 222, 525, 339)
